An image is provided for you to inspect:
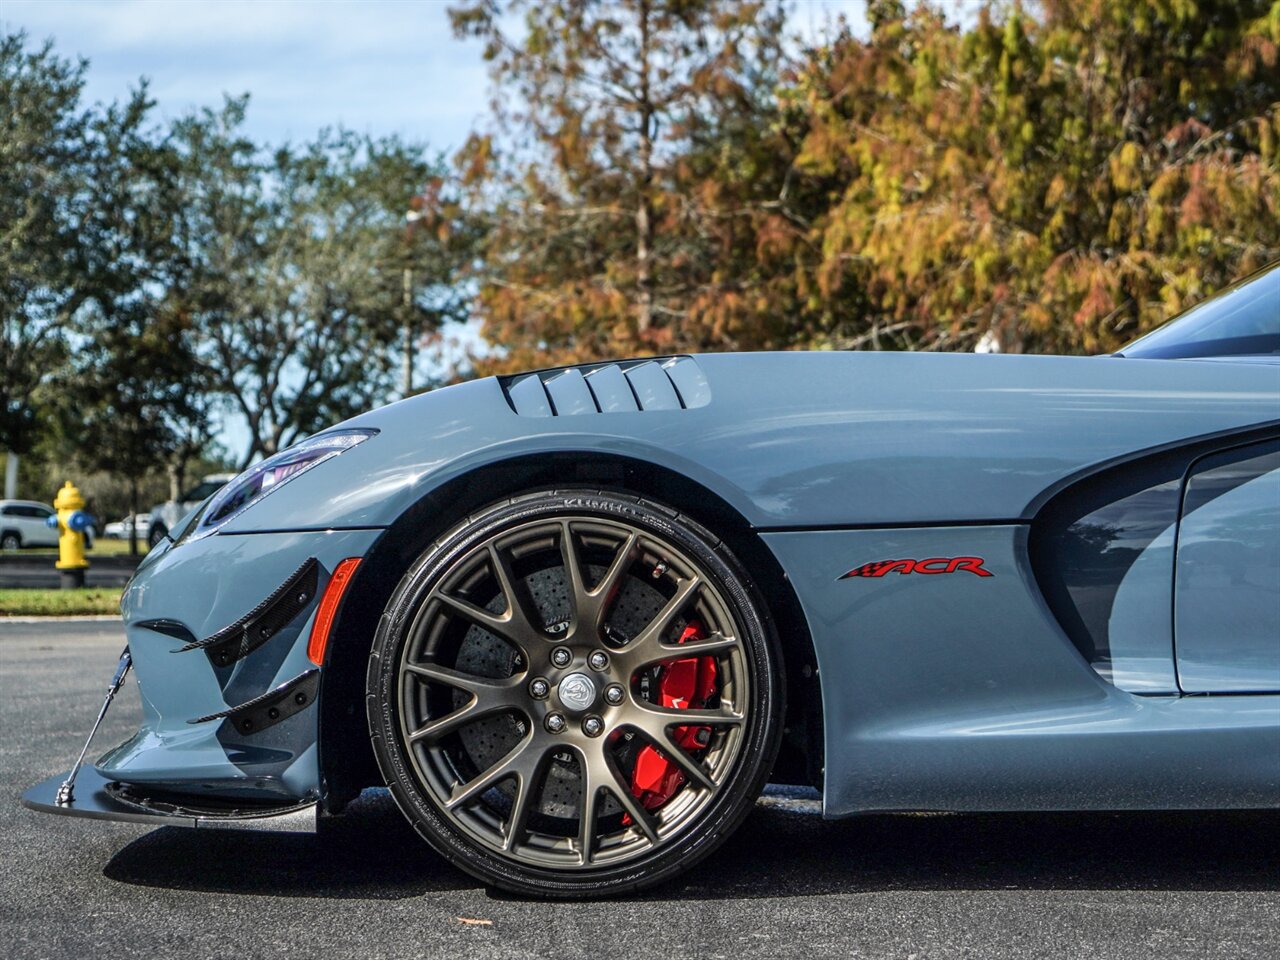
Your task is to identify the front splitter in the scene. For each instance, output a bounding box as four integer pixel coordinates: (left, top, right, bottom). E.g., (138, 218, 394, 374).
(21, 767, 316, 833)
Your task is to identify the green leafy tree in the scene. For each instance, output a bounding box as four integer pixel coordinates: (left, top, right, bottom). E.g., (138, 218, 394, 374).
(167, 103, 471, 465)
(2, 31, 214, 509)
(0, 34, 90, 462)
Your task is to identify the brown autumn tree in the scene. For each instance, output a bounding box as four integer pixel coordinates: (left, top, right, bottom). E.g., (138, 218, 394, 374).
(450, 0, 810, 372)
(790, 0, 1280, 354)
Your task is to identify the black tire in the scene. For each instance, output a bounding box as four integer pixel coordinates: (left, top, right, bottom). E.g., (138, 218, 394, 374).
(367, 489, 783, 898)
(1, 531, 20, 551)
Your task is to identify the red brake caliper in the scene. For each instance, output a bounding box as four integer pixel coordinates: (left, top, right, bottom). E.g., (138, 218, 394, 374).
(628, 620, 718, 811)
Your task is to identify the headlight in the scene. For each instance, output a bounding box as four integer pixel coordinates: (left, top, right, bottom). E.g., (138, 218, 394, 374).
(179, 429, 376, 542)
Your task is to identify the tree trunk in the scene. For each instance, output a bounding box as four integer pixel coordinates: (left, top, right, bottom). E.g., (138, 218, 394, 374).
(3, 452, 17, 500)
(167, 460, 182, 503)
(128, 478, 139, 557)
(635, 0, 654, 335)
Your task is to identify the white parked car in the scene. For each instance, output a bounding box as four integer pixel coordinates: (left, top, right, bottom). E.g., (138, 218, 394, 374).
(104, 514, 152, 540)
(0, 500, 59, 550)
(148, 474, 235, 546)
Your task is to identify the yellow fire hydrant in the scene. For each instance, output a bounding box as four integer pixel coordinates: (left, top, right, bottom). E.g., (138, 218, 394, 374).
(52, 481, 92, 589)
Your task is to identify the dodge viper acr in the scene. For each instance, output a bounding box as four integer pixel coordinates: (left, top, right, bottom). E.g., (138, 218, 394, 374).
(23, 261, 1280, 898)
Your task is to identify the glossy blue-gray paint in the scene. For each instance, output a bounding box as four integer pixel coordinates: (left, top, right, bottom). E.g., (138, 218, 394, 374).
(1105, 521, 1178, 693)
(223, 352, 1280, 536)
(103, 527, 380, 799)
(101, 349, 1280, 814)
(1175, 449, 1280, 692)
(763, 524, 1280, 813)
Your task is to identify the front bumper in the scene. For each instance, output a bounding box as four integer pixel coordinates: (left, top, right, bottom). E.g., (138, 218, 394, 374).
(59, 527, 378, 808)
(21, 767, 317, 832)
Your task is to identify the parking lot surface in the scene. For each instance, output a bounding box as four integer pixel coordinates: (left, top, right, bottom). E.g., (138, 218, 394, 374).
(2, 620, 1277, 960)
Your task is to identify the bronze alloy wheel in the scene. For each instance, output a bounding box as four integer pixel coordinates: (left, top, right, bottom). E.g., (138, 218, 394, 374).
(367, 490, 783, 898)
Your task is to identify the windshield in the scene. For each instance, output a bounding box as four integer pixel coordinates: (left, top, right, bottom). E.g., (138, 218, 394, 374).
(1119, 262, 1279, 359)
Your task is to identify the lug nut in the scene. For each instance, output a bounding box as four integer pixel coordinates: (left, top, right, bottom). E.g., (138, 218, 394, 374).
(582, 716, 604, 737)
(529, 677, 550, 699)
(604, 684, 624, 706)
(551, 647, 572, 668)
(545, 713, 566, 733)
(588, 650, 609, 671)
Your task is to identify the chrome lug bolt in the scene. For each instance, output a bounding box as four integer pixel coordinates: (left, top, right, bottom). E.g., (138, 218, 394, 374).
(582, 715, 604, 737)
(545, 713, 566, 733)
(551, 647, 572, 668)
(529, 677, 550, 699)
(604, 684, 624, 706)
(588, 650, 609, 671)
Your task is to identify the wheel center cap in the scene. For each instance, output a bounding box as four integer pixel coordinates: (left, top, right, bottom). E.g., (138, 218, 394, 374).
(557, 673, 597, 712)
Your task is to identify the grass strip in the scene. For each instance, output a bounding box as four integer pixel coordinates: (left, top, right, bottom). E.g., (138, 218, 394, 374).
(0, 589, 120, 617)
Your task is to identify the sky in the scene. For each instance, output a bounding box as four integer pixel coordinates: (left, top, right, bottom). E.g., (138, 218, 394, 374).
(4, 0, 877, 157)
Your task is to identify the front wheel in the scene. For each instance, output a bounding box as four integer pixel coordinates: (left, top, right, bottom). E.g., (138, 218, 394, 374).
(1, 532, 20, 550)
(367, 490, 783, 898)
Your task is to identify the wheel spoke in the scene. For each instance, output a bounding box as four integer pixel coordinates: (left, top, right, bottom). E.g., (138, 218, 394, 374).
(487, 543, 538, 637)
(591, 530, 638, 625)
(603, 769, 660, 844)
(404, 663, 523, 743)
(633, 703, 745, 729)
(559, 522, 591, 624)
(615, 575, 702, 666)
(623, 706, 741, 792)
(435, 592, 517, 639)
(573, 742, 660, 853)
(560, 523, 638, 634)
(625, 630, 741, 672)
(403, 661, 510, 695)
(503, 755, 546, 852)
(432, 542, 539, 648)
(576, 777, 601, 862)
(407, 702, 483, 742)
(446, 734, 536, 810)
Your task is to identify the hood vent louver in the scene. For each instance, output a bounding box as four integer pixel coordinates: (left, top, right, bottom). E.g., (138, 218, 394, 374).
(501, 357, 710, 417)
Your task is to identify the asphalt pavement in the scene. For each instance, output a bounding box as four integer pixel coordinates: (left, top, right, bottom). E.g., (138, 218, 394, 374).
(1, 620, 1277, 960)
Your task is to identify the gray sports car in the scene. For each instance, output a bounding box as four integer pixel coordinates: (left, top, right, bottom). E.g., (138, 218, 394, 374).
(24, 261, 1280, 898)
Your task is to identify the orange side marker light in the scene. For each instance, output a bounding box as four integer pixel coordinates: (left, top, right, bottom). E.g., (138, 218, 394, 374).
(307, 557, 362, 666)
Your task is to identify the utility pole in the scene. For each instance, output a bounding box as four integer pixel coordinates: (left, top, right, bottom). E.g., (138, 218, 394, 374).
(402, 206, 425, 399)
(4, 452, 17, 500)
(402, 265, 413, 398)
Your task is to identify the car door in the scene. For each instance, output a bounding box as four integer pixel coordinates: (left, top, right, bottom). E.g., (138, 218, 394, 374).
(1174, 438, 1280, 692)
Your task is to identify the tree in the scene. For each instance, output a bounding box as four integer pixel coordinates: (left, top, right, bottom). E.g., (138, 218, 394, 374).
(0, 34, 90, 464)
(451, 0, 812, 371)
(787, 0, 1280, 354)
(2, 31, 213, 509)
(72, 312, 210, 554)
(167, 103, 470, 465)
